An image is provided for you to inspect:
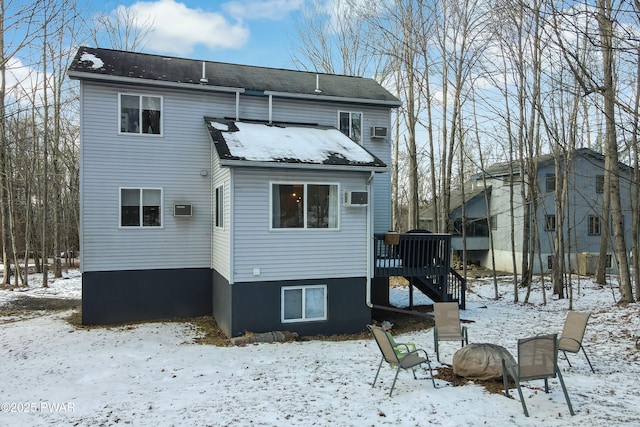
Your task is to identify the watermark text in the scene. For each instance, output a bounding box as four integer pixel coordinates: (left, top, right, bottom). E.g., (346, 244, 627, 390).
(1, 402, 75, 413)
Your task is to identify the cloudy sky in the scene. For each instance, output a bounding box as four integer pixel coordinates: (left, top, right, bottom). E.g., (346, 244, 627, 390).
(93, 0, 308, 68)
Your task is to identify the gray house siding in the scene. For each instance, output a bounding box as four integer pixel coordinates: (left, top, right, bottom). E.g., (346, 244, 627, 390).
(80, 83, 214, 272)
(211, 154, 231, 280)
(230, 168, 369, 283)
(534, 156, 633, 273)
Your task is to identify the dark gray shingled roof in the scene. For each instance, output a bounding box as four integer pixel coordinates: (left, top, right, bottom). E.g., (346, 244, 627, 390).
(68, 47, 401, 106)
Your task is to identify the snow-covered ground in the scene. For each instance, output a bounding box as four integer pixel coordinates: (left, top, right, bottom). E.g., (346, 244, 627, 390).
(0, 271, 638, 426)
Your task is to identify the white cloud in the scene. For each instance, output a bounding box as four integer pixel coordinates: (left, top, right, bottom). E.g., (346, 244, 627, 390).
(222, 0, 304, 21)
(121, 0, 250, 56)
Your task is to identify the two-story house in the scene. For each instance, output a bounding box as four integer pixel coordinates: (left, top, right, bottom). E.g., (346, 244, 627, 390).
(68, 46, 407, 337)
(421, 148, 634, 275)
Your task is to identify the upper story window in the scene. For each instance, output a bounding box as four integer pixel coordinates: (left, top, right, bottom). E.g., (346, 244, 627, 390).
(120, 188, 162, 227)
(588, 215, 601, 235)
(271, 183, 339, 229)
(545, 214, 556, 231)
(545, 174, 556, 193)
(596, 175, 605, 193)
(339, 111, 362, 144)
(119, 94, 162, 135)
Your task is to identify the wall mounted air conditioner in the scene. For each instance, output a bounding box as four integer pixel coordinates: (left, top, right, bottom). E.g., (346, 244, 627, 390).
(370, 126, 388, 138)
(344, 191, 368, 207)
(173, 203, 193, 217)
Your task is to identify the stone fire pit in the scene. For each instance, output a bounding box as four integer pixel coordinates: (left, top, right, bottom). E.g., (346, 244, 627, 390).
(452, 343, 516, 380)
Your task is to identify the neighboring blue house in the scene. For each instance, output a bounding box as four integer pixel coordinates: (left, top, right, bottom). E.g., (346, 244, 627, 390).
(421, 148, 634, 275)
(68, 47, 403, 337)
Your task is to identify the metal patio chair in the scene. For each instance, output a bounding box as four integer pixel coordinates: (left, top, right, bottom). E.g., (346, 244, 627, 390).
(367, 325, 436, 396)
(433, 302, 468, 363)
(502, 333, 575, 417)
(558, 311, 595, 373)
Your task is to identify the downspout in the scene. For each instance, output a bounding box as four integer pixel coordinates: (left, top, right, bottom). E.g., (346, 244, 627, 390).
(366, 171, 375, 307)
(268, 94, 273, 125)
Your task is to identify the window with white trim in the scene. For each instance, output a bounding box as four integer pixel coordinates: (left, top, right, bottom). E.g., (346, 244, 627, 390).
(120, 188, 162, 227)
(338, 111, 362, 144)
(215, 185, 224, 228)
(119, 94, 162, 135)
(271, 183, 339, 229)
(281, 285, 327, 322)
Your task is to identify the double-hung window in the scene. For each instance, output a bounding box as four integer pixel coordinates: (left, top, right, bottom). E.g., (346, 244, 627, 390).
(119, 94, 162, 135)
(120, 188, 162, 227)
(271, 183, 339, 229)
(281, 285, 327, 323)
(338, 111, 362, 144)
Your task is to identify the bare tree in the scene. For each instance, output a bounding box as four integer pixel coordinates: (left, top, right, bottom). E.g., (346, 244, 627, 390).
(87, 4, 152, 52)
(597, 0, 633, 302)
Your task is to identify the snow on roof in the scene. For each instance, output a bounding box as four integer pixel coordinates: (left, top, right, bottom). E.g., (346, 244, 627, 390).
(205, 118, 386, 170)
(79, 52, 104, 69)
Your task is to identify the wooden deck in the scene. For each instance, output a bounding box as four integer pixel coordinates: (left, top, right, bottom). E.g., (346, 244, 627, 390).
(373, 232, 466, 309)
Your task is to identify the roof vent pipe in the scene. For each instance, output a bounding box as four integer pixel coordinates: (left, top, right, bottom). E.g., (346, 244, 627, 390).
(200, 61, 208, 84)
(314, 74, 322, 93)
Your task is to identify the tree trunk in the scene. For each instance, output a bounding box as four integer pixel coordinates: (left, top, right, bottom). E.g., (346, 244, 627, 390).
(597, 0, 633, 302)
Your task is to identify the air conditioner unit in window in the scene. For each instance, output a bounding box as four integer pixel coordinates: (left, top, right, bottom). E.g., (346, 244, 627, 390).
(370, 126, 388, 138)
(344, 191, 368, 207)
(173, 203, 192, 217)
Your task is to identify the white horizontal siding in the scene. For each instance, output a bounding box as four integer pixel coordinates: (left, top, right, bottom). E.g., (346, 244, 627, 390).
(231, 168, 370, 283)
(81, 83, 237, 271)
(212, 155, 231, 279)
(81, 81, 394, 274)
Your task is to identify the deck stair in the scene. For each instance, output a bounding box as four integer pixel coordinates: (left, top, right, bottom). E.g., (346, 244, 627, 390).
(374, 232, 466, 310)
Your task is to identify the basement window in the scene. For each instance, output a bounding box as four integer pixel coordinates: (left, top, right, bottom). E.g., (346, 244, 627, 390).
(281, 285, 327, 323)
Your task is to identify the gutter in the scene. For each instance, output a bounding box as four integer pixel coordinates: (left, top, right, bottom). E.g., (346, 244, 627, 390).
(264, 90, 402, 107)
(219, 159, 388, 173)
(68, 71, 246, 94)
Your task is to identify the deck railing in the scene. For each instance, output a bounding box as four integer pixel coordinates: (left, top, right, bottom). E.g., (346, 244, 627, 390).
(373, 232, 465, 308)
